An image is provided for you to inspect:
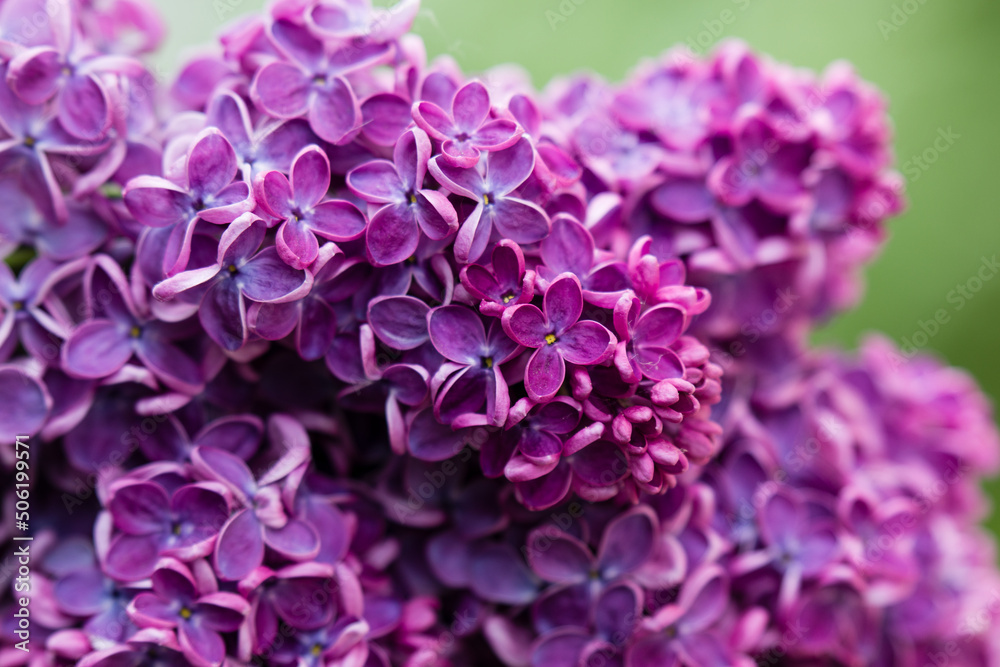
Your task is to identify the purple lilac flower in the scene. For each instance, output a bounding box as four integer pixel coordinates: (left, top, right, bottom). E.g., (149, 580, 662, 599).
(412, 80, 521, 168)
(61, 255, 204, 393)
(258, 144, 367, 269)
(250, 19, 393, 144)
(347, 127, 458, 266)
(190, 438, 317, 581)
(103, 479, 229, 581)
(124, 128, 254, 278)
(502, 273, 616, 401)
(427, 303, 520, 426)
(459, 239, 535, 316)
(430, 136, 550, 264)
(128, 559, 247, 666)
(152, 214, 311, 350)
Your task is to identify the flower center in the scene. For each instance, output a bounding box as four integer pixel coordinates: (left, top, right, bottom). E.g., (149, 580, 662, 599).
(311, 644, 323, 656)
(501, 291, 515, 303)
(23, 135, 36, 148)
(11, 300, 23, 311)
(407, 191, 417, 205)
(544, 333, 557, 345)
(129, 325, 142, 339)
(481, 356, 493, 369)
(228, 264, 238, 274)
(100, 182, 123, 200)
(171, 522, 183, 535)
(482, 193, 491, 206)
(179, 607, 192, 620)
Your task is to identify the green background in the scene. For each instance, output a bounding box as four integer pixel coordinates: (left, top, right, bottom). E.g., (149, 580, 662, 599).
(152, 0, 1000, 536)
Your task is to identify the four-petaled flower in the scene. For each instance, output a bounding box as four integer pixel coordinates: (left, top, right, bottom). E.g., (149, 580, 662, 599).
(502, 273, 616, 401)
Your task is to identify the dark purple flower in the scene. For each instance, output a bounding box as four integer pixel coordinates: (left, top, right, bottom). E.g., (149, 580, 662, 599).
(0, 67, 110, 221)
(460, 239, 535, 317)
(427, 304, 520, 426)
(152, 214, 311, 351)
(0, 255, 84, 364)
(538, 214, 630, 308)
(191, 432, 317, 581)
(612, 296, 686, 383)
(430, 136, 550, 264)
(250, 246, 370, 360)
(0, 173, 107, 261)
(128, 559, 247, 667)
(347, 127, 458, 266)
(502, 273, 615, 401)
(708, 115, 811, 213)
(627, 565, 734, 667)
(412, 80, 521, 167)
(103, 480, 229, 581)
(0, 364, 51, 439)
(729, 490, 840, 613)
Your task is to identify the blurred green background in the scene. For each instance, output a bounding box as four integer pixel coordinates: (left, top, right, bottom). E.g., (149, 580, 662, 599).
(153, 0, 1000, 536)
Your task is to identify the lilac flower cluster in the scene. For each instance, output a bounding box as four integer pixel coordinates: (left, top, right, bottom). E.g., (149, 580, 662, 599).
(1, 0, 998, 666)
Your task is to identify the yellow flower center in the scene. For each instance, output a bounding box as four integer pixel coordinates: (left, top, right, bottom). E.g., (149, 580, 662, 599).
(544, 333, 557, 345)
(408, 192, 417, 204)
(483, 193, 491, 205)
(129, 325, 141, 339)
(482, 356, 493, 369)
(228, 264, 238, 274)
(23, 136, 36, 148)
(179, 607, 192, 620)
(501, 292, 515, 303)
(311, 644, 323, 656)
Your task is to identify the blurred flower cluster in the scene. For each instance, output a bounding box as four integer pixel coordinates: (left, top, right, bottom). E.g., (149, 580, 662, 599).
(0, 0, 997, 665)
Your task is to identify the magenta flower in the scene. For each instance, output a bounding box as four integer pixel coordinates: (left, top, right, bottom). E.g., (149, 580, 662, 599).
(537, 214, 630, 308)
(502, 273, 616, 401)
(250, 19, 392, 143)
(460, 239, 535, 317)
(427, 304, 520, 426)
(627, 565, 735, 667)
(412, 80, 521, 167)
(347, 127, 458, 266)
(152, 215, 311, 351)
(128, 559, 248, 667)
(259, 144, 367, 269)
(612, 296, 686, 383)
(430, 136, 550, 264)
(708, 115, 811, 212)
(124, 128, 254, 277)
